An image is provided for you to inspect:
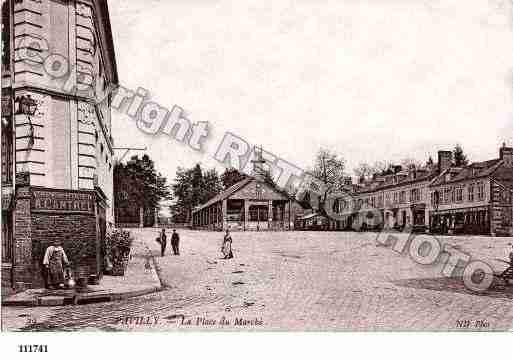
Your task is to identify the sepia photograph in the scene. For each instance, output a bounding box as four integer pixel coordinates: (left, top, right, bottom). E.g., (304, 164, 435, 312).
(1, 0, 513, 356)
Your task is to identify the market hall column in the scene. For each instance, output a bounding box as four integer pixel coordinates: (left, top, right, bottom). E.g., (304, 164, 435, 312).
(268, 200, 273, 229)
(244, 200, 250, 231)
(222, 199, 228, 230)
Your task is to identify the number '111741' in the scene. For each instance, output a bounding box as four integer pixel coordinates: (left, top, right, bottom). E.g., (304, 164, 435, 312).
(18, 345, 48, 353)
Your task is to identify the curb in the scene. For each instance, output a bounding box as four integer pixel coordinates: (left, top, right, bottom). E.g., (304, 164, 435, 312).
(2, 284, 161, 307)
(2, 267, 162, 307)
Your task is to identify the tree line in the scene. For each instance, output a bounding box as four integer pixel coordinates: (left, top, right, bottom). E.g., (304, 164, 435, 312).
(114, 144, 469, 225)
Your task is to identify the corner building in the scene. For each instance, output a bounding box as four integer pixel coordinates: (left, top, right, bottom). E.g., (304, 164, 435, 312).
(1, 0, 118, 291)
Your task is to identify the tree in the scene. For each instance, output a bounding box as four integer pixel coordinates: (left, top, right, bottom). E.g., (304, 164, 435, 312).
(202, 168, 223, 203)
(221, 168, 247, 189)
(353, 160, 393, 180)
(426, 156, 434, 168)
(400, 158, 422, 170)
(453, 144, 469, 167)
(171, 164, 223, 223)
(353, 162, 374, 180)
(114, 154, 171, 226)
(311, 148, 346, 214)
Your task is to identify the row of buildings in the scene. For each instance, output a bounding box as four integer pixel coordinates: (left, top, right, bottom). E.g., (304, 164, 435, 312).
(193, 144, 513, 237)
(307, 145, 513, 237)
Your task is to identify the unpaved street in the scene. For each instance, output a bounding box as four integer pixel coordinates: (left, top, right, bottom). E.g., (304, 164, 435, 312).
(3, 229, 513, 331)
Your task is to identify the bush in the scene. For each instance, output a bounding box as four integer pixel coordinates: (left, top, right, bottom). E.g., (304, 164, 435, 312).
(105, 229, 133, 276)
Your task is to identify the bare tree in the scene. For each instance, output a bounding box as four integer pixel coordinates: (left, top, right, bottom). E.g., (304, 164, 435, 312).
(311, 148, 346, 213)
(400, 158, 422, 170)
(353, 160, 392, 180)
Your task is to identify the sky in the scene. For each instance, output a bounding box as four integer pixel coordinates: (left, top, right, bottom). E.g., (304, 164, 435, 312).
(108, 0, 513, 187)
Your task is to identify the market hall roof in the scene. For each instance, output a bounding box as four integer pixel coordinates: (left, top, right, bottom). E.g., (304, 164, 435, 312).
(193, 178, 252, 213)
(192, 177, 291, 213)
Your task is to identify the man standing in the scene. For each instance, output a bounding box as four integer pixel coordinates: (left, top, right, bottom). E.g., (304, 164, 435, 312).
(171, 229, 180, 255)
(159, 228, 167, 257)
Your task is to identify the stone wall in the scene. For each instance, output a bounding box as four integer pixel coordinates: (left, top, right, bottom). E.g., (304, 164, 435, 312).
(491, 180, 513, 237)
(11, 184, 100, 289)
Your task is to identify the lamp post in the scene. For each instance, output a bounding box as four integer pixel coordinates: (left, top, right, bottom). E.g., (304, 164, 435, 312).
(15, 94, 38, 148)
(14, 95, 38, 174)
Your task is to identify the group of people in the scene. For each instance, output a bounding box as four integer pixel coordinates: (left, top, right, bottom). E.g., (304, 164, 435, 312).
(41, 226, 240, 290)
(158, 228, 234, 260)
(157, 229, 180, 256)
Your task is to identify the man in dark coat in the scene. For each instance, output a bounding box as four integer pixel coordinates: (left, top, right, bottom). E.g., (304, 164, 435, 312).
(159, 228, 167, 257)
(171, 229, 180, 255)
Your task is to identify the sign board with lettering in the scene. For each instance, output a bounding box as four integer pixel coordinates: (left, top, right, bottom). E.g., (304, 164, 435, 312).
(31, 189, 95, 213)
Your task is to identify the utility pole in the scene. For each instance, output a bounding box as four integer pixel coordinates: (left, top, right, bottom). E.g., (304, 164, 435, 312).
(154, 175, 159, 228)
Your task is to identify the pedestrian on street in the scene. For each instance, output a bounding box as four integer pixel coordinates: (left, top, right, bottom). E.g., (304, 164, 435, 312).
(43, 239, 70, 289)
(221, 228, 233, 259)
(171, 229, 180, 255)
(159, 228, 167, 257)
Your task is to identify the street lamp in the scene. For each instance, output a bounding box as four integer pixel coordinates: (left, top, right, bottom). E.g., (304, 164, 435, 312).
(15, 95, 38, 116)
(15, 95, 38, 150)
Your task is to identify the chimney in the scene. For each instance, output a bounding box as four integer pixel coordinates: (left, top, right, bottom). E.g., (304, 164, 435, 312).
(438, 150, 453, 173)
(500, 143, 513, 167)
(408, 164, 417, 179)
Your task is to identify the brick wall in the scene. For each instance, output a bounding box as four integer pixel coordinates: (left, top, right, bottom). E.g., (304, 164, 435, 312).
(10, 185, 101, 289)
(31, 212, 97, 287)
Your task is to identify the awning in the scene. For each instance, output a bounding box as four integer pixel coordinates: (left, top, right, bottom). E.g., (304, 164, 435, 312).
(299, 212, 323, 220)
(1, 187, 14, 210)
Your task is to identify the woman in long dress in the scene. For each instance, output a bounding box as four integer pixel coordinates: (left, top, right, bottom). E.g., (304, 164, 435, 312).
(221, 229, 233, 259)
(43, 240, 70, 289)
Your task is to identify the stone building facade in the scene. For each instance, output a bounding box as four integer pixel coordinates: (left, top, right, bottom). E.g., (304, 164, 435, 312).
(1, 0, 118, 291)
(332, 145, 513, 237)
(428, 145, 513, 236)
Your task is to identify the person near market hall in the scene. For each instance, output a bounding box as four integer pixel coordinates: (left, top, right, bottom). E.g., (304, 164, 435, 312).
(158, 228, 167, 257)
(171, 229, 180, 255)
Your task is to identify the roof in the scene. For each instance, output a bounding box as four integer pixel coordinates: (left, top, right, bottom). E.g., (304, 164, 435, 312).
(356, 168, 439, 194)
(430, 159, 502, 187)
(94, 0, 119, 85)
(193, 178, 252, 213)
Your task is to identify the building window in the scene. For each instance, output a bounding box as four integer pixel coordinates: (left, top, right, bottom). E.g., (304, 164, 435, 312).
(477, 182, 485, 201)
(393, 192, 398, 204)
(455, 187, 463, 202)
(377, 194, 384, 208)
(443, 187, 451, 203)
(249, 205, 268, 222)
(411, 188, 421, 203)
(468, 184, 474, 202)
(399, 191, 406, 204)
